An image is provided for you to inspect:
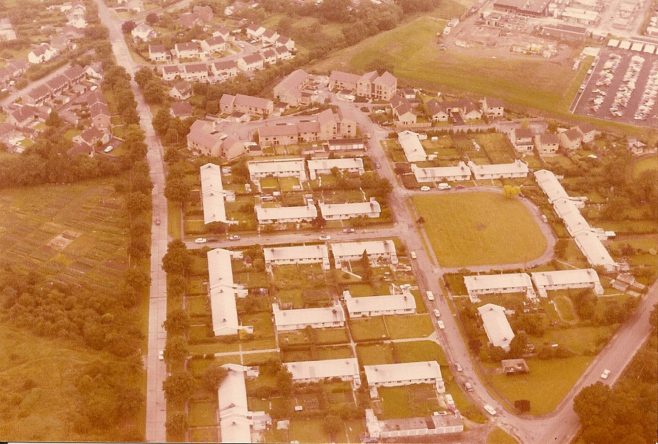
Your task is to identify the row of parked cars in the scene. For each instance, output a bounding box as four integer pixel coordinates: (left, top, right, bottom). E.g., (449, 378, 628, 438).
(634, 61, 658, 121)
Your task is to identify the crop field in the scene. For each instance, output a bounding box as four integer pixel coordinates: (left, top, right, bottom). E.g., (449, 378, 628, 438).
(413, 192, 547, 267)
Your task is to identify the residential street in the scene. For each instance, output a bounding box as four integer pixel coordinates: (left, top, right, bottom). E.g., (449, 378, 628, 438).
(0, 62, 72, 107)
(93, 0, 169, 441)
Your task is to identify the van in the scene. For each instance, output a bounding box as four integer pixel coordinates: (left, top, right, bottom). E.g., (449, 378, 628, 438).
(426, 291, 434, 301)
(484, 404, 497, 416)
(410, 251, 417, 259)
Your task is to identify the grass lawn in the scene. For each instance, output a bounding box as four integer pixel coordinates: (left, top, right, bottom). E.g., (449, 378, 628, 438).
(485, 356, 594, 415)
(348, 317, 389, 341)
(188, 400, 217, 427)
(488, 427, 519, 444)
(379, 385, 441, 419)
(413, 192, 547, 267)
(393, 341, 448, 366)
(168, 201, 182, 239)
(384, 314, 434, 339)
(631, 155, 658, 179)
(553, 295, 578, 322)
(356, 343, 394, 366)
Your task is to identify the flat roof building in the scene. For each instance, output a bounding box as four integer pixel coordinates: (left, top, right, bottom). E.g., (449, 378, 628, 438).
(272, 302, 345, 331)
(200, 163, 232, 224)
(307, 157, 364, 180)
(574, 231, 617, 272)
(411, 162, 471, 183)
(365, 409, 464, 439)
(398, 130, 427, 162)
(207, 249, 250, 336)
(248, 158, 307, 182)
(478, 303, 515, 352)
(467, 160, 528, 180)
(464, 273, 536, 303)
(343, 289, 416, 318)
(263, 244, 330, 270)
(331, 240, 398, 269)
(319, 199, 381, 220)
(284, 358, 361, 388)
(364, 361, 444, 393)
(255, 202, 318, 224)
(531, 268, 603, 298)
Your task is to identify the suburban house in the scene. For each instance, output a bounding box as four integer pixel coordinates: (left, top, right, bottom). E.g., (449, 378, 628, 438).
(482, 97, 505, 117)
(478, 303, 515, 352)
(90, 102, 111, 129)
(275, 47, 293, 61)
(331, 240, 398, 269)
(8, 105, 43, 128)
(535, 133, 560, 155)
(211, 60, 239, 81)
(170, 101, 193, 118)
(181, 63, 209, 82)
(390, 93, 418, 126)
(260, 48, 277, 65)
(273, 69, 311, 106)
(237, 53, 264, 72)
(578, 123, 599, 143)
(467, 160, 529, 179)
(255, 202, 318, 224)
(200, 163, 231, 225)
(203, 35, 226, 53)
(207, 248, 250, 337)
(510, 128, 535, 153)
(28, 43, 58, 64)
(170, 81, 192, 100)
(356, 70, 398, 101)
(24, 85, 51, 105)
(559, 127, 583, 150)
(329, 70, 360, 91)
(263, 244, 331, 271)
(131, 23, 156, 43)
(464, 273, 537, 303)
(261, 29, 279, 45)
(174, 41, 203, 59)
(246, 24, 266, 40)
(307, 157, 364, 180)
(272, 302, 345, 331)
(187, 120, 222, 156)
(411, 162, 471, 183)
(220, 94, 274, 117)
(318, 199, 381, 221)
(343, 290, 416, 318)
(148, 44, 169, 62)
(284, 358, 361, 389)
(257, 109, 356, 147)
(365, 410, 463, 439)
(248, 158, 307, 182)
(161, 65, 182, 81)
(531, 269, 604, 298)
(275, 35, 295, 51)
(73, 127, 110, 147)
(397, 130, 427, 162)
(426, 99, 450, 122)
(444, 99, 483, 122)
(364, 361, 445, 396)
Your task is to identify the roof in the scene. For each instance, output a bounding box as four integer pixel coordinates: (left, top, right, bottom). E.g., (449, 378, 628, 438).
(411, 162, 471, 180)
(175, 41, 202, 52)
(170, 101, 193, 117)
(485, 97, 505, 108)
(344, 292, 416, 315)
(553, 199, 590, 235)
(373, 71, 397, 88)
(272, 302, 345, 329)
(255, 203, 317, 222)
(149, 44, 167, 54)
(514, 127, 534, 139)
(234, 94, 272, 110)
(330, 70, 361, 85)
(319, 200, 381, 217)
(467, 160, 529, 176)
(464, 273, 533, 292)
(46, 75, 68, 91)
(248, 158, 304, 175)
(184, 63, 207, 74)
(364, 361, 442, 386)
(218, 364, 251, 443)
(188, 120, 221, 151)
(274, 69, 309, 94)
(478, 303, 515, 351)
(307, 157, 363, 172)
(397, 130, 427, 162)
(200, 163, 229, 224)
(285, 358, 360, 381)
(426, 99, 448, 116)
(63, 65, 85, 80)
(563, 127, 583, 142)
(258, 124, 299, 138)
(172, 80, 191, 94)
(27, 84, 50, 100)
(90, 102, 110, 118)
(213, 60, 238, 71)
(207, 248, 240, 335)
(531, 268, 601, 288)
(242, 53, 263, 65)
(331, 240, 397, 259)
(574, 231, 617, 270)
(539, 133, 559, 145)
(264, 244, 329, 263)
(534, 169, 571, 203)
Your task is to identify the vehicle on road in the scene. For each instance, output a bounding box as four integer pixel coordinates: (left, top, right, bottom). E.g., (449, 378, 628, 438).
(319, 235, 331, 241)
(343, 228, 355, 233)
(194, 238, 207, 244)
(455, 185, 465, 190)
(600, 369, 611, 380)
(158, 350, 164, 361)
(455, 363, 463, 372)
(375, 161, 381, 169)
(228, 235, 241, 241)
(484, 404, 497, 416)
(154, 217, 161, 225)
(438, 183, 451, 190)
(426, 290, 434, 301)
(103, 145, 114, 153)
(437, 320, 445, 329)
(410, 251, 417, 259)
(420, 186, 431, 191)
(433, 308, 441, 318)
(464, 382, 474, 392)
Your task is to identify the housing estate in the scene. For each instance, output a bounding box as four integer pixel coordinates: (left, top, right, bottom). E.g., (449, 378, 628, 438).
(257, 109, 356, 147)
(343, 289, 416, 318)
(411, 162, 471, 183)
(200, 163, 234, 225)
(364, 361, 445, 395)
(467, 160, 529, 179)
(284, 358, 361, 388)
(331, 240, 398, 269)
(464, 273, 537, 303)
(477, 303, 515, 352)
(365, 410, 464, 439)
(248, 158, 307, 182)
(318, 199, 381, 221)
(187, 120, 247, 161)
(531, 269, 604, 298)
(207, 248, 250, 336)
(255, 202, 318, 224)
(398, 130, 427, 162)
(263, 244, 330, 270)
(272, 302, 346, 331)
(272, 69, 311, 106)
(307, 157, 364, 180)
(220, 93, 274, 117)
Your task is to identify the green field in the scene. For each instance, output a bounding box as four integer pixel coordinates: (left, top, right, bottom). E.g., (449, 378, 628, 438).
(413, 192, 547, 267)
(488, 427, 519, 444)
(631, 155, 658, 179)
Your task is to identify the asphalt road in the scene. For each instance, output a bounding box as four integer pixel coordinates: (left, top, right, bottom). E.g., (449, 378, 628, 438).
(0, 62, 72, 108)
(93, 0, 169, 441)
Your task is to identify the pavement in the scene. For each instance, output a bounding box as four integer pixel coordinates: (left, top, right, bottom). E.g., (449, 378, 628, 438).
(93, 0, 169, 441)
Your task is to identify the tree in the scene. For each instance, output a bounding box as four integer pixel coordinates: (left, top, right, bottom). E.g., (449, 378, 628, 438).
(121, 20, 136, 34)
(164, 335, 189, 362)
(360, 250, 372, 282)
(126, 191, 151, 214)
(46, 111, 62, 127)
(165, 413, 188, 439)
(200, 365, 228, 392)
(163, 309, 190, 334)
(164, 175, 191, 202)
(323, 415, 343, 440)
(162, 240, 192, 275)
(514, 399, 531, 413)
(508, 331, 528, 358)
(503, 184, 521, 199)
(276, 367, 293, 395)
(163, 372, 195, 404)
(145, 12, 159, 25)
(206, 221, 227, 234)
(125, 266, 151, 292)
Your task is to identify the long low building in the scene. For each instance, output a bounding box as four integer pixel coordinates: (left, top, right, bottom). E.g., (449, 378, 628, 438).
(331, 240, 398, 269)
(343, 290, 416, 318)
(464, 273, 536, 303)
(263, 244, 330, 270)
(248, 158, 307, 182)
(364, 361, 445, 393)
(467, 160, 529, 180)
(574, 231, 617, 272)
(365, 409, 464, 439)
(411, 162, 471, 183)
(478, 303, 515, 352)
(200, 163, 231, 224)
(255, 202, 318, 224)
(531, 268, 603, 298)
(307, 157, 364, 180)
(534, 169, 574, 204)
(319, 199, 381, 220)
(272, 302, 345, 331)
(208, 248, 250, 336)
(398, 130, 427, 162)
(284, 358, 361, 388)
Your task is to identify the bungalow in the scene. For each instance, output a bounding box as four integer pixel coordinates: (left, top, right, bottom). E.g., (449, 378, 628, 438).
(478, 304, 515, 352)
(446, 99, 482, 121)
(391, 95, 417, 126)
(275, 35, 295, 51)
(411, 162, 471, 183)
(330, 240, 398, 269)
(237, 53, 264, 72)
(343, 289, 416, 318)
(74, 126, 110, 146)
(397, 130, 427, 162)
(174, 42, 203, 59)
(246, 24, 266, 40)
(467, 160, 529, 180)
(200, 163, 230, 225)
(464, 273, 536, 303)
(170, 101, 193, 119)
(203, 35, 226, 53)
(248, 158, 306, 182)
(148, 44, 169, 62)
(46, 75, 69, 95)
(535, 133, 560, 155)
(365, 410, 463, 440)
(531, 268, 603, 298)
(510, 127, 535, 153)
(275, 47, 293, 61)
(170, 81, 192, 100)
(255, 202, 318, 224)
(28, 43, 57, 64)
(482, 97, 505, 118)
(272, 302, 345, 331)
(207, 248, 250, 337)
(90, 102, 111, 129)
(263, 244, 330, 270)
(8, 105, 41, 128)
(210, 60, 239, 81)
(284, 358, 361, 388)
(213, 27, 231, 41)
(426, 99, 449, 122)
(62, 65, 86, 84)
(578, 123, 599, 143)
(220, 93, 273, 117)
(161, 65, 182, 81)
(318, 198, 381, 221)
(559, 127, 583, 150)
(364, 361, 444, 393)
(181, 63, 209, 82)
(307, 157, 364, 180)
(273, 69, 310, 106)
(131, 23, 156, 43)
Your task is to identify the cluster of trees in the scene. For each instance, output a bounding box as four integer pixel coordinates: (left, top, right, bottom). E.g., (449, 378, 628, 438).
(569, 289, 639, 326)
(573, 306, 657, 444)
(134, 67, 169, 106)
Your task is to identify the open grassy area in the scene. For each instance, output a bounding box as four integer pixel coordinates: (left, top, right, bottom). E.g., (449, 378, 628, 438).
(413, 192, 547, 267)
(379, 385, 441, 419)
(488, 427, 519, 444)
(631, 155, 658, 179)
(384, 314, 434, 339)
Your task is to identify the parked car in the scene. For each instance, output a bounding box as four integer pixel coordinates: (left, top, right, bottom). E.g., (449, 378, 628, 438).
(343, 228, 355, 233)
(464, 382, 474, 392)
(103, 145, 114, 153)
(600, 369, 611, 380)
(154, 217, 161, 225)
(228, 235, 241, 241)
(484, 404, 497, 416)
(319, 235, 331, 241)
(455, 363, 463, 372)
(194, 238, 207, 244)
(437, 320, 445, 329)
(158, 350, 164, 361)
(426, 290, 434, 301)
(410, 251, 417, 259)
(438, 183, 451, 190)
(420, 186, 431, 191)
(433, 308, 441, 318)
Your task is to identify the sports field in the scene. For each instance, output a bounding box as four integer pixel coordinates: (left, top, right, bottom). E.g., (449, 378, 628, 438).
(413, 192, 547, 267)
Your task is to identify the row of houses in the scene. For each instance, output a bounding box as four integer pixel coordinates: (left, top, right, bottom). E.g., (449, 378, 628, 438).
(255, 198, 381, 224)
(535, 169, 617, 272)
(329, 70, 398, 101)
(509, 124, 599, 154)
(392, 94, 505, 126)
(464, 268, 604, 303)
(247, 156, 364, 183)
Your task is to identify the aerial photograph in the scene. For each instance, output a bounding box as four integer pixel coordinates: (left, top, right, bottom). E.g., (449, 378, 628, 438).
(0, 0, 656, 442)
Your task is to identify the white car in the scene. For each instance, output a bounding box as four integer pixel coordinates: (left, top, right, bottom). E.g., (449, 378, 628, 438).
(484, 404, 497, 416)
(437, 320, 445, 330)
(455, 363, 463, 372)
(194, 238, 207, 244)
(103, 145, 114, 153)
(318, 235, 331, 241)
(600, 369, 611, 380)
(433, 308, 441, 318)
(420, 186, 431, 192)
(158, 350, 164, 361)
